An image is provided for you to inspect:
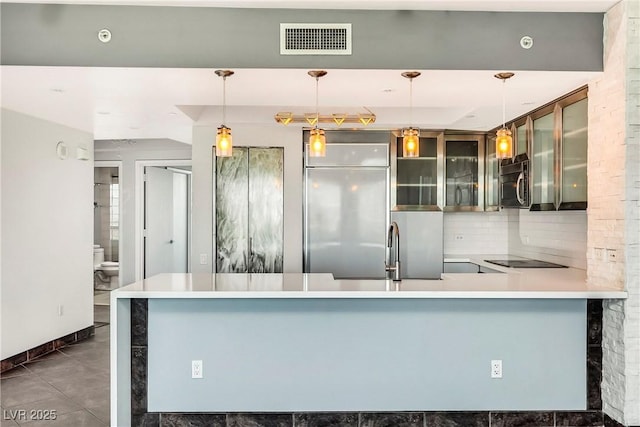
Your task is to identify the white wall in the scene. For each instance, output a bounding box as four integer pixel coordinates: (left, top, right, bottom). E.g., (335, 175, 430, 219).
(588, 1, 640, 424)
(191, 123, 303, 274)
(94, 140, 192, 285)
(1, 109, 94, 359)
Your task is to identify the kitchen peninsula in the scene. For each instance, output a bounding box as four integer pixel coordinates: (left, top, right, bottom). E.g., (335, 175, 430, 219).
(111, 269, 626, 426)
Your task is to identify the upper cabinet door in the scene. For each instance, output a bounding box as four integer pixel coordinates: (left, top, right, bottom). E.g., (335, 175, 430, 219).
(516, 123, 527, 156)
(531, 112, 556, 211)
(391, 131, 444, 211)
(444, 134, 485, 211)
(559, 98, 588, 210)
(485, 133, 500, 210)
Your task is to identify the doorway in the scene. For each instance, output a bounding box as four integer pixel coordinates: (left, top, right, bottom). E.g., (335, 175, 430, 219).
(94, 161, 122, 289)
(135, 160, 192, 280)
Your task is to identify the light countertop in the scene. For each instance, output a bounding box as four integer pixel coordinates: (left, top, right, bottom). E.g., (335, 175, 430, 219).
(112, 267, 626, 300)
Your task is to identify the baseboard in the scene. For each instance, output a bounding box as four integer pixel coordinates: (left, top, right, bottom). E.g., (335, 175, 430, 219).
(0, 325, 95, 374)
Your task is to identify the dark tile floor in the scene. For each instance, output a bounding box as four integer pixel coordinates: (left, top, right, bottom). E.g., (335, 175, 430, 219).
(1, 304, 110, 427)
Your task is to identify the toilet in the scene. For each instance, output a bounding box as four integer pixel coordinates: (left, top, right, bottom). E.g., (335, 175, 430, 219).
(93, 245, 119, 289)
(99, 261, 119, 277)
(93, 245, 104, 270)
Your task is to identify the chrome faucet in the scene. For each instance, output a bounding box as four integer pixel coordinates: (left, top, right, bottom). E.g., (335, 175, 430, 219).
(385, 221, 401, 281)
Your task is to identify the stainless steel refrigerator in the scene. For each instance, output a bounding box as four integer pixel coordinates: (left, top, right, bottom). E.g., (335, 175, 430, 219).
(304, 141, 389, 279)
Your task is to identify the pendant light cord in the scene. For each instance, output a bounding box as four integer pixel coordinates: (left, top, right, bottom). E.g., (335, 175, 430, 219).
(222, 76, 227, 126)
(315, 76, 319, 129)
(502, 79, 506, 129)
(409, 77, 414, 128)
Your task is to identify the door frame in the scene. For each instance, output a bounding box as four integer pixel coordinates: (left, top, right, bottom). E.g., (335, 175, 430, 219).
(135, 159, 192, 281)
(94, 160, 123, 288)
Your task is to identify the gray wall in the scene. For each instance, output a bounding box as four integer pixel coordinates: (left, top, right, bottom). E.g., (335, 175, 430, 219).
(148, 298, 587, 412)
(1, 4, 603, 71)
(94, 140, 191, 285)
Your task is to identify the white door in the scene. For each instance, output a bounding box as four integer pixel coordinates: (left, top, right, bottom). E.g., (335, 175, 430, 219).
(144, 166, 189, 278)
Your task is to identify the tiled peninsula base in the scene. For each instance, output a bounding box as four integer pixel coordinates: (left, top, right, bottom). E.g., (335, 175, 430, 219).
(121, 299, 640, 427)
(130, 411, 629, 427)
(130, 411, 638, 427)
(0, 325, 94, 373)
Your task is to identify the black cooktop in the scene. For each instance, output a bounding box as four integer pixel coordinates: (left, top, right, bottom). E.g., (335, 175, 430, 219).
(485, 259, 568, 268)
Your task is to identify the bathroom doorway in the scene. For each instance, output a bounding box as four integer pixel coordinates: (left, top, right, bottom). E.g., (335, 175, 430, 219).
(94, 161, 123, 290)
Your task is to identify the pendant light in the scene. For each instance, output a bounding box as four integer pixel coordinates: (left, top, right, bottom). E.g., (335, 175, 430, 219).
(215, 69, 234, 157)
(308, 70, 327, 157)
(495, 72, 515, 159)
(401, 71, 421, 158)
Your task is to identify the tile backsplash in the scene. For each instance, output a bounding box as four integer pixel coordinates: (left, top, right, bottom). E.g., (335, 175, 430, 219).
(443, 211, 509, 255)
(509, 209, 587, 269)
(444, 210, 587, 269)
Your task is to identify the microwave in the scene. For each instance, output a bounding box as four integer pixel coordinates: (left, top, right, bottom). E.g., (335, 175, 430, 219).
(500, 154, 529, 208)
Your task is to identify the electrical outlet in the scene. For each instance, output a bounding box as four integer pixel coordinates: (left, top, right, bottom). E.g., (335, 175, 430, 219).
(192, 360, 203, 379)
(607, 249, 617, 263)
(199, 254, 207, 265)
(455, 234, 464, 241)
(57, 305, 64, 316)
(491, 359, 502, 379)
(594, 247, 604, 260)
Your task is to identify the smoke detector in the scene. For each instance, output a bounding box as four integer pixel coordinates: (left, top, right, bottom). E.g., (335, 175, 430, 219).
(98, 29, 112, 43)
(520, 35, 534, 49)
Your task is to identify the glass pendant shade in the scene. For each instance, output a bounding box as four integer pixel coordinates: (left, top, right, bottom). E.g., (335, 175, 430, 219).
(495, 127, 513, 159)
(402, 128, 420, 157)
(494, 72, 515, 160)
(307, 70, 328, 158)
(214, 69, 234, 157)
(216, 125, 233, 157)
(309, 128, 326, 157)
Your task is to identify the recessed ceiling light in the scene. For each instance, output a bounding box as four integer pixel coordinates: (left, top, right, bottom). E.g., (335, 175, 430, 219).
(382, 88, 395, 93)
(522, 101, 536, 105)
(50, 88, 65, 93)
(465, 114, 476, 119)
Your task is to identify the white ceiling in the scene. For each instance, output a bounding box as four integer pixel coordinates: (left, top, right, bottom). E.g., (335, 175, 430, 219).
(0, 66, 600, 144)
(1, 0, 614, 144)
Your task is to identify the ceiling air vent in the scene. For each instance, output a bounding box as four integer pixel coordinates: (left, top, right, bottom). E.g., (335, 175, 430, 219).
(280, 23, 352, 55)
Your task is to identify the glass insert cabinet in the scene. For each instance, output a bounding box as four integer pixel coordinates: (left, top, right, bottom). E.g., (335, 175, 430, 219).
(391, 131, 488, 211)
(503, 86, 588, 211)
(392, 131, 444, 210)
